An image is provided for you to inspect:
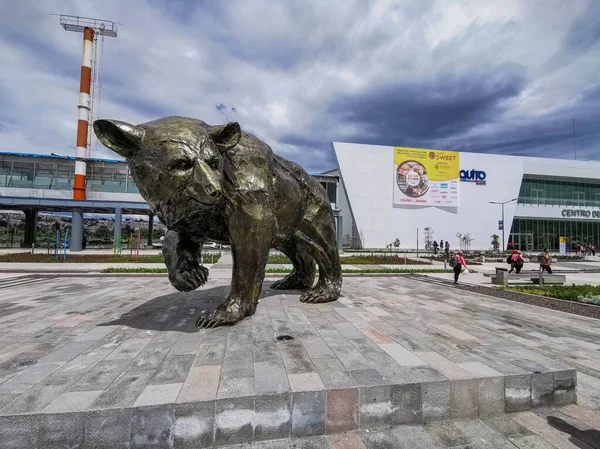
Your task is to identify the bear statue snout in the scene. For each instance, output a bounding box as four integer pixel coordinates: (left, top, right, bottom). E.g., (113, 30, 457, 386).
(207, 186, 222, 199)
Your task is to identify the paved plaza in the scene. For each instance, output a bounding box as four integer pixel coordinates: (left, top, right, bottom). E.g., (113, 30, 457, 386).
(0, 258, 598, 447)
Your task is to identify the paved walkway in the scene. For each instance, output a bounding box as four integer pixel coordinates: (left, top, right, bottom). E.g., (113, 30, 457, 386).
(0, 256, 599, 447)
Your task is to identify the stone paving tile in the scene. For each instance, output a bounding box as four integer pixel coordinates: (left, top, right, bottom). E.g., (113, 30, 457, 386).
(90, 369, 155, 409)
(44, 390, 104, 415)
(1, 374, 75, 414)
(312, 358, 357, 389)
(217, 376, 256, 399)
(0, 361, 65, 394)
(68, 358, 130, 392)
(150, 354, 195, 385)
(133, 382, 183, 407)
(177, 365, 221, 403)
(255, 361, 290, 394)
(280, 342, 316, 374)
(288, 373, 326, 392)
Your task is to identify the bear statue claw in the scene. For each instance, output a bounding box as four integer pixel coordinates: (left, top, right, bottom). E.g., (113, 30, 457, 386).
(196, 295, 255, 328)
(170, 265, 209, 292)
(299, 285, 339, 304)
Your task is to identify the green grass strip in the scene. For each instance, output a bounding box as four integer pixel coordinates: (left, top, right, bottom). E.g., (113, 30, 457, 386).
(102, 267, 451, 274)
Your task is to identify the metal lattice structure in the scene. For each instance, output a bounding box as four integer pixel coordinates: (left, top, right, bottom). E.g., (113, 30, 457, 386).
(59, 15, 118, 37)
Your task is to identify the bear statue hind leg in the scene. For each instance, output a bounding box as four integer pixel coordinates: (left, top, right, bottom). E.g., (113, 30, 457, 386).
(271, 239, 316, 290)
(295, 211, 342, 304)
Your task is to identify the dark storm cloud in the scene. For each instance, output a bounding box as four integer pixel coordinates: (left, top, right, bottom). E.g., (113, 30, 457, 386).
(445, 83, 600, 158)
(564, 2, 600, 53)
(290, 66, 527, 148)
(1, 0, 598, 170)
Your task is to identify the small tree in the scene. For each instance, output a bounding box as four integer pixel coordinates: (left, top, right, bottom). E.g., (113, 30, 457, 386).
(423, 227, 434, 251)
(462, 233, 474, 252)
(491, 234, 500, 253)
(455, 232, 463, 250)
(393, 238, 400, 249)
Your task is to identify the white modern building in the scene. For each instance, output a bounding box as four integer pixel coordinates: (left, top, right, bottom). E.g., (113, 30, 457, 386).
(333, 142, 600, 252)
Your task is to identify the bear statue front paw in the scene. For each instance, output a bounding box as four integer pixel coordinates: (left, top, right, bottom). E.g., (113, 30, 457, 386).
(196, 295, 255, 328)
(169, 264, 209, 292)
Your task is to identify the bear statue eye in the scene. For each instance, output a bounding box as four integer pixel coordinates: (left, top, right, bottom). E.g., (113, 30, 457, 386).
(171, 159, 194, 171)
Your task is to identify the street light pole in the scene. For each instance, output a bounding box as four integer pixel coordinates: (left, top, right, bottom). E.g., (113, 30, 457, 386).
(501, 202, 505, 251)
(489, 198, 518, 251)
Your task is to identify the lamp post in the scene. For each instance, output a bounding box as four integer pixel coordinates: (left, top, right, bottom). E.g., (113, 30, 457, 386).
(489, 198, 518, 251)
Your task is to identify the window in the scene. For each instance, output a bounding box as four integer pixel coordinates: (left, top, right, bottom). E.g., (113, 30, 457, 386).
(89, 166, 114, 192)
(0, 161, 11, 187)
(518, 178, 600, 207)
(55, 165, 73, 190)
(9, 162, 34, 188)
(573, 191, 585, 206)
(531, 188, 544, 205)
(113, 168, 127, 193)
(34, 163, 56, 189)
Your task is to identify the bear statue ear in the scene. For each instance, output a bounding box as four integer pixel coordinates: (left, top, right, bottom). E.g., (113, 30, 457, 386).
(209, 122, 242, 152)
(93, 119, 145, 158)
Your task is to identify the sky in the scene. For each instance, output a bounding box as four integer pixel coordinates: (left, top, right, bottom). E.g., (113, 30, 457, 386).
(0, 0, 598, 173)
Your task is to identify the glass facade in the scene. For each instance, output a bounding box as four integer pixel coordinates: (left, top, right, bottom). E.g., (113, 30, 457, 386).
(320, 181, 337, 204)
(510, 219, 600, 251)
(2, 158, 332, 202)
(0, 159, 139, 194)
(518, 177, 600, 207)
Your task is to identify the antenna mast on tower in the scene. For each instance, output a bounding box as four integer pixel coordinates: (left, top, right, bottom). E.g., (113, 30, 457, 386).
(59, 15, 117, 200)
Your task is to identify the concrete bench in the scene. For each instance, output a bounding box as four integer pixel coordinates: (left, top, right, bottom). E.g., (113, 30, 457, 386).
(488, 267, 565, 286)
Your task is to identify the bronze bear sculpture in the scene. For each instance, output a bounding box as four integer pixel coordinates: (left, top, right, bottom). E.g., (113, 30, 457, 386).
(94, 117, 342, 328)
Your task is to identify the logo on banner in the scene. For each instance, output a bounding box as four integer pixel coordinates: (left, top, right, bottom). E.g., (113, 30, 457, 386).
(460, 169, 486, 185)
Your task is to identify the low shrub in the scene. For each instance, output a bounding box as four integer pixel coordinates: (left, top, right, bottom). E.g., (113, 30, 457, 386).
(268, 254, 431, 265)
(0, 253, 219, 264)
(505, 284, 600, 306)
(103, 267, 168, 273)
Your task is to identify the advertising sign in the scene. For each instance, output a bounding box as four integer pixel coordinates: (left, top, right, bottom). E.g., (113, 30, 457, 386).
(559, 236, 567, 255)
(393, 147, 460, 207)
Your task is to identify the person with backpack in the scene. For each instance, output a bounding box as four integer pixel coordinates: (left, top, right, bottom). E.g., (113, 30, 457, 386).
(450, 250, 467, 284)
(508, 249, 524, 274)
(538, 248, 552, 274)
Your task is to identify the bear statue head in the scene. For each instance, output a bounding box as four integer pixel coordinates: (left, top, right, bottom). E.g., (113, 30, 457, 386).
(93, 117, 241, 225)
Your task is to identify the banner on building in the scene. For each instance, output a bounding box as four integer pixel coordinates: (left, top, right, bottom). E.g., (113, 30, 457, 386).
(559, 236, 567, 255)
(393, 147, 460, 207)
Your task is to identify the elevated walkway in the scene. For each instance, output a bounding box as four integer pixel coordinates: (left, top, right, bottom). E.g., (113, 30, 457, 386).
(0, 273, 578, 447)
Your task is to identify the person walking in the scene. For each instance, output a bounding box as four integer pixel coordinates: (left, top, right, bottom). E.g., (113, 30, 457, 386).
(450, 250, 467, 284)
(508, 249, 524, 274)
(539, 248, 552, 274)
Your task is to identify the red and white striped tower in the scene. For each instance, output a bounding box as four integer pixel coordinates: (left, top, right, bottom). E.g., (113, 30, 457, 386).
(74, 27, 94, 200)
(59, 15, 117, 251)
